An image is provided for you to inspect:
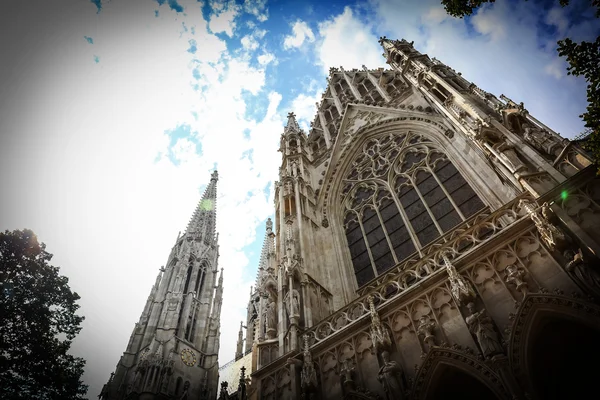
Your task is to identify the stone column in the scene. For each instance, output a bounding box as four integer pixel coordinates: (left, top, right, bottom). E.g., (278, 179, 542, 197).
(277, 265, 285, 355)
(327, 78, 344, 114)
(365, 69, 391, 102)
(301, 280, 312, 328)
(317, 109, 332, 149)
(288, 277, 299, 351)
(294, 180, 306, 264)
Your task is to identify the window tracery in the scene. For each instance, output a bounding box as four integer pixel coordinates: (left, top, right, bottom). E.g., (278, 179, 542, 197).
(342, 131, 485, 286)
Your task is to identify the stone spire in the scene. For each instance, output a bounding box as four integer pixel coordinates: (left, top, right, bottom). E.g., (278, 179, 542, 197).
(255, 218, 276, 287)
(284, 111, 301, 134)
(186, 170, 219, 241)
(235, 321, 244, 360)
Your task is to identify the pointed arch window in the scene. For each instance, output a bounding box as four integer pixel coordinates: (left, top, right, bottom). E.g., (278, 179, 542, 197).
(342, 131, 485, 287)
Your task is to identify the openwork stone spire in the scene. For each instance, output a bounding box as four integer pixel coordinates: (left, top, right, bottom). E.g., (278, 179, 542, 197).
(255, 218, 276, 287)
(368, 295, 391, 354)
(442, 254, 475, 306)
(186, 170, 219, 240)
(284, 111, 301, 134)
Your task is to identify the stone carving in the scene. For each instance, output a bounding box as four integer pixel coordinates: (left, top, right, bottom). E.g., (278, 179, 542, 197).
(521, 122, 563, 157)
(377, 350, 406, 400)
(494, 142, 527, 173)
(286, 289, 301, 317)
(340, 358, 355, 386)
(504, 264, 528, 295)
(178, 381, 190, 400)
(417, 315, 437, 348)
(465, 303, 503, 359)
(519, 200, 567, 251)
(442, 255, 475, 306)
(564, 247, 600, 298)
(286, 335, 318, 398)
(368, 295, 392, 354)
(218, 381, 229, 400)
(264, 295, 277, 339)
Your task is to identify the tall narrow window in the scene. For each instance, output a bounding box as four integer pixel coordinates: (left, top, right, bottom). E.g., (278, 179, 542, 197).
(342, 132, 485, 287)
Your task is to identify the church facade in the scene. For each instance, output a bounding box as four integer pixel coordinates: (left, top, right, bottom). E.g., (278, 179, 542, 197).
(237, 38, 600, 400)
(100, 171, 224, 400)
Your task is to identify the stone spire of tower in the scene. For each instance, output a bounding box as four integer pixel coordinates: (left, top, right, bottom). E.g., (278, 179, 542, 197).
(284, 111, 301, 134)
(235, 321, 244, 360)
(186, 170, 218, 241)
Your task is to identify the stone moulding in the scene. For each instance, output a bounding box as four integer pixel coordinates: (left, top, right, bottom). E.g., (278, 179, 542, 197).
(300, 193, 532, 348)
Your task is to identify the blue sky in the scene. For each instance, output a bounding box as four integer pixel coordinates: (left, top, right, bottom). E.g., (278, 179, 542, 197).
(0, 0, 598, 398)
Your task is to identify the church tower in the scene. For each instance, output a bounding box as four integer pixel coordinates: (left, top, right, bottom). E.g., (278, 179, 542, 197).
(100, 171, 223, 400)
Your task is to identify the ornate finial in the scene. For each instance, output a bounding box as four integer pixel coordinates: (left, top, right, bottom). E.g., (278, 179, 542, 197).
(378, 36, 387, 45)
(519, 200, 567, 251)
(442, 254, 475, 306)
(368, 295, 391, 354)
(211, 170, 218, 181)
(266, 217, 273, 232)
(284, 111, 301, 134)
(302, 334, 310, 353)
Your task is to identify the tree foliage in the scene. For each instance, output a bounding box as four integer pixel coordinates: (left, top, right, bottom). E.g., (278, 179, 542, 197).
(0, 229, 87, 400)
(440, 0, 600, 170)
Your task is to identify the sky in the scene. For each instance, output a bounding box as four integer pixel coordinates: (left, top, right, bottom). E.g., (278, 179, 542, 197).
(0, 0, 598, 398)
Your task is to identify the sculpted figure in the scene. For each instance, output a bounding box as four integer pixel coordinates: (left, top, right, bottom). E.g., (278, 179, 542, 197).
(377, 351, 406, 400)
(417, 315, 437, 347)
(494, 142, 527, 173)
(564, 247, 600, 297)
(522, 122, 563, 157)
(264, 295, 277, 338)
(466, 303, 503, 358)
(505, 264, 528, 294)
(290, 289, 301, 317)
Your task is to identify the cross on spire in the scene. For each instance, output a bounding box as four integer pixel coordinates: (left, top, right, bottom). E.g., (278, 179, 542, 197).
(285, 111, 301, 134)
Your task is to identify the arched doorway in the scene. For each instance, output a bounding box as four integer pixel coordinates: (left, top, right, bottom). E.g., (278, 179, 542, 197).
(426, 366, 501, 400)
(529, 318, 600, 399)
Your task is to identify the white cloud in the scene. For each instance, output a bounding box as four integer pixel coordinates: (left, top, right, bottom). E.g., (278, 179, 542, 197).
(368, 0, 589, 137)
(241, 28, 266, 51)
(544, 58, 566, 79)
(283, 20, 316, 50)
(471, 4, 507, 41)
(244, 0, 269, 22)
(208, 0, 241, 37)
(0, 0, 282, 398)
(257, 51, 276, 66)
(290, 80, 325, 131)
(316, 7, 386, 73)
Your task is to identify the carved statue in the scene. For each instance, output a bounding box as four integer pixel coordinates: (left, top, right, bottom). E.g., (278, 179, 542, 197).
(504, 264, 528, 294)
(521, 122, 563, 157)
(494, 142, 527, 173)
(377, 351, 406, 400)
(340, 358, 355, 385)
(417, 315, 437, 347)
(264, 295, 277, 338)
(564, 247, 600, 298)
(465, 303, 503, 358)
(520, 200, 567, 251)
(286, 289, 301, 317)
(286, 335, 318, 397)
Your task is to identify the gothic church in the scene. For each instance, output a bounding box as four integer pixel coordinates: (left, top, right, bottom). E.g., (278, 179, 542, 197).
(226, 37, 600, 400)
